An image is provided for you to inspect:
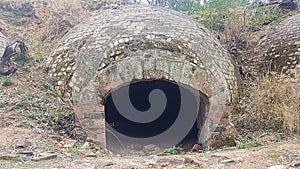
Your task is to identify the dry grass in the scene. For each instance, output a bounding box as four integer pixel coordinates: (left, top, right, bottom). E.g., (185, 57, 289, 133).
(223, 8, 251, 47)
(38, 0, 87, 43)
(0, 0, 90, 55)
(233, 73, 300, 134)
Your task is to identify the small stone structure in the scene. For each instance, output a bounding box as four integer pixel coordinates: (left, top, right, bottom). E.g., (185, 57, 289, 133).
(0, 32, 13, 76)
(257, 14, 300, 80)
(49, 5, 238, 152)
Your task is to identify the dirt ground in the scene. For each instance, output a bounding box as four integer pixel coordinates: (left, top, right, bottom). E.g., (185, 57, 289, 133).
(0, 92, 299, 169)
(0, 126, 299, 169)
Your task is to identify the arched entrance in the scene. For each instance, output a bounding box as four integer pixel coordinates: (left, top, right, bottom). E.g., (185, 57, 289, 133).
(104, 79, 208, 153)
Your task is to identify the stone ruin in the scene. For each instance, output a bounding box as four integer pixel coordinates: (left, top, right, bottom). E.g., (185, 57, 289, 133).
(48, 5, 239, 153)
(0, 32, 11, 75)
(0, 32, 28, 76)
(257, 13, 300, 80)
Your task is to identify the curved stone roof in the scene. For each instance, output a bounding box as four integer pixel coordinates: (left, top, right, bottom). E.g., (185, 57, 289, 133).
(258, 14, 300, 77)
(49, 5, 238, 147)
(49, 4, 238, 104)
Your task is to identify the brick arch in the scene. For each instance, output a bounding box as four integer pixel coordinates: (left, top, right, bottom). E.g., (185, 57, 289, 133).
(49, 5, 238, 150)
(94, 59, 212, 104)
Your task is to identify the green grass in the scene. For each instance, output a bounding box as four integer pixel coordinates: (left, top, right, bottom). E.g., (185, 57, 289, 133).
(0, 76, 13, 86)
(22, 161, 42, 167)
(188, 0, 283, 34)
(16, 120, 28, 127)
(66, 142, 82, 158)
(205, 0, 249, 11)
(32, 52, 45, 63)
(65, 141, 95, 158)
(235, 139, 260, 149)
(25, 111, 39, 119)
(250, 4, 283, 27)
(158, 146, 191, 156)
(189, 0, 249, 13)
(258, 47, 268, 56)
(14, 83, 32, 95)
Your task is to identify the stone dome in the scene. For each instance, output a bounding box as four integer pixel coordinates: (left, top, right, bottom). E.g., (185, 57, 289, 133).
(257, 14, 300, 79)
(49, 5, 238, 152)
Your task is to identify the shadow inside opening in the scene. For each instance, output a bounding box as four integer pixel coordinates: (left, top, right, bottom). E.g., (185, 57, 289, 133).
(104, 80, 207, 153)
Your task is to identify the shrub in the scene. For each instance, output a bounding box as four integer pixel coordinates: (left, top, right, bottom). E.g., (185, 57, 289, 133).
(188, 0, 252, 49)
(0, 76, 13, 86)
(233, 73, 300, 134)
(203, 0, 249, 11)
(201, 12, 226, 32)
(249, 4, 283, 27)
(188, 0, 283, 48)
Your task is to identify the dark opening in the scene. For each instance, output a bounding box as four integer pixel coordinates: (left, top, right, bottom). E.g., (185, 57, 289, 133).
(105, 80, 207, 153)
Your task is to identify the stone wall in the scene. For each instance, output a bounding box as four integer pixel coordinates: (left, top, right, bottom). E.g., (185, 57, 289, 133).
(257, 14, 300, 80)
(49, 5, 239, 150)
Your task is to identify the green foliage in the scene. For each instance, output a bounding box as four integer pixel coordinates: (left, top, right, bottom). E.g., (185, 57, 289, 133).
(189, 0, 283, 34)
(14, 83, 32, 94)
(296, 135, 300, 144)
(201, 12, 226, 32)
(235, 139, 260, 149)
(24, 107, 75, 138)
(188, 2, 205, 13)
(0, 76, 13, 86)
(25, 111, 39, 119)
(189, 0, 249, 13)
(33, 52, 45, 63)
(198, 147, 212, 153)
(187, 0, 251, 47)
(16, 120, 28, 127)
(47, 107, 67, 116)
(159, 146, 186, 155)
(66, 141, 84, 158)
(243, 90, 251, 98)
(250, 4, 283, 27)
(258, 47, 268, 56)
(8, 156, 26, 163)
(165, 145, 183, 154)
(21, 63, 32, 72)
(220, 145, 235, 150)
(160, 0, 195, 11)
(275, 133, 286, 142)
(204, 0, 249, 11)
(26, 108, 67, 120)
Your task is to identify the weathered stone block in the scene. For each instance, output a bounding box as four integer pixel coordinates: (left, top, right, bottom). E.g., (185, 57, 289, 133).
(169, 61, 184, 81)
